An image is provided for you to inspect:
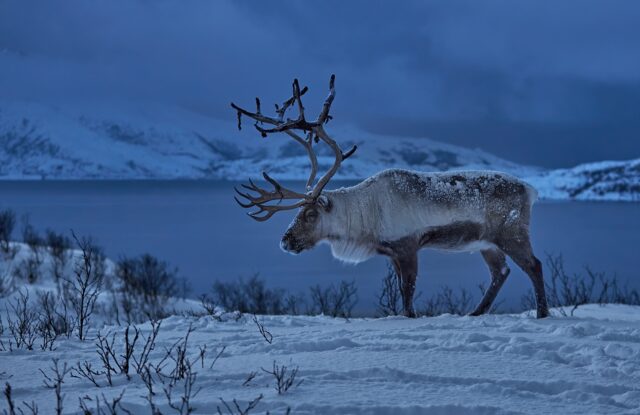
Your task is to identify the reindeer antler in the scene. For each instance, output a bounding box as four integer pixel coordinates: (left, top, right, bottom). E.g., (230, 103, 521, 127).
(231, 75, 357, 221)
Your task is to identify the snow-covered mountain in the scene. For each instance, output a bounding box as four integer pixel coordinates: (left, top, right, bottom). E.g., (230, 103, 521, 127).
(0, 100, 534, 179)
(526, 159, 640, 202)
(0, 101, 638, 201)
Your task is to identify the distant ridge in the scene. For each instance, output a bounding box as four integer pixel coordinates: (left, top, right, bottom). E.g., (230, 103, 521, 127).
(0, 101, 637, 201)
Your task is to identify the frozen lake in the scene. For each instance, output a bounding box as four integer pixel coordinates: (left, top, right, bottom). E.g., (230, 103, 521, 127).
(0, 180, 638, 313)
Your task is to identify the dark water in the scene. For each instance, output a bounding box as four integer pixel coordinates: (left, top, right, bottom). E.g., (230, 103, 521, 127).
(1, 180, 638, 313)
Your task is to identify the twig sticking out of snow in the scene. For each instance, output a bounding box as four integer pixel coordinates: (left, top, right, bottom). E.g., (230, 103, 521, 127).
(217, 394, 263, 415)
(242, 371, 257, 387)
(78, 389, 131, 415)
(3, 382, 16, 415)
(39, 359, 71, 415)
(251, 314, 273, 344)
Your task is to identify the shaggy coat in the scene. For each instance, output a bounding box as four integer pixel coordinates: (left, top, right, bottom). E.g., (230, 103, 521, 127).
(281, 169, 549, 318)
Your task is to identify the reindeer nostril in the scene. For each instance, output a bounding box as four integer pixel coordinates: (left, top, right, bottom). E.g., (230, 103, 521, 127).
(280, 235, 293, 250)
(280, 234, 303, 254)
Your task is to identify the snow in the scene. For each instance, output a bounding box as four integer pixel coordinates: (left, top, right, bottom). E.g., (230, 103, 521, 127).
(1, 243, 639, 414)
(2, 305, 640, 414)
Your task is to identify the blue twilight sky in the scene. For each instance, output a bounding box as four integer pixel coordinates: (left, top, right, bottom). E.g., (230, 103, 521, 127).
(1, 0, 639, 168)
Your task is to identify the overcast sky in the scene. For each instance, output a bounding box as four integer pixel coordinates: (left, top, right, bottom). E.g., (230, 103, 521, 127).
(1, 0, 639, 168)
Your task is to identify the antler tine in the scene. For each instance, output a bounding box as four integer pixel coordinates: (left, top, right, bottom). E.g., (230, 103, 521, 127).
(304, 132, 318, 190)
(298, 74, 356, 199)
(232, 74, 352, 220)
(308, 125, 357, 200)
(233, 171, 310, 220)
(246, 200, 307, 222)
(316, 74, 336, 124)
(230, 102, 280, 130)
(273, 130, 318, 192)
(292, 79, 306, 122)
(277, 84, 309, 122)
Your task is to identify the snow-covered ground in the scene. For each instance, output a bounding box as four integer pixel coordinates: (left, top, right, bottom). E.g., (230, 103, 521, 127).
(1, 243, 639, 414)
(1, 100, 638, 201)
(1, 305, 640, 414)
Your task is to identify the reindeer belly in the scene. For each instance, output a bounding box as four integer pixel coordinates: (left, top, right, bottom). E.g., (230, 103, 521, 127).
(419, 220, 495, 252)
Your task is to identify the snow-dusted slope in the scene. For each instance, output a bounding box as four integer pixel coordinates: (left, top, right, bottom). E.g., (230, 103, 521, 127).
(526, 159, 640, 202)
(0, 100, 535, 180)
(1, 101, 638, 201)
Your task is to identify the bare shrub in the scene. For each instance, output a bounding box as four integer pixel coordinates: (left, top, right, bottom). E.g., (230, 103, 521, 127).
(5, 289, 38, 350)
(376, 265, 402, 317)
(420, 285, 473, 317)
(141, 365, 161, 415)
(261, 361, 302, 395)
(163, 361, 199, 415)
(156, 325, 204, 415)
(206, 277, 312, 317)
(36, 291, 75, 349)
(94, 332, 122, 386)
(199, 293, 218, 318)
(283, 292, 306, 316)
(65, 232, 105, 340)
(210, 275, 289, 315)
(217, 394, 263, 415)
(309, 280, 358, 318)
(0, 270, 15, 297)
(45, 230, 72, 284)
(71, 360, 103, 388)
(39, 359, 71, 415)
(521, 254, 640, 316)
(78, 389, 130, 415)
(11, 255, 41, 285)
(132, 320, 162, 374)
(0, 209, 16, 254)
(116, 254, 183, 323)
(21, 217, 43, 252)
(3, 383, 39, 415)
(69, 321, 215, 414)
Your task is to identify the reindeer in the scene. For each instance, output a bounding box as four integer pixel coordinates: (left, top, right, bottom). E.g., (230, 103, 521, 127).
(231, 75, 549, 319)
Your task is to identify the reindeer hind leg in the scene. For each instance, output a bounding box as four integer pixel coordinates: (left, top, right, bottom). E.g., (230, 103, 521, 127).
(391, 253, 418, 318)
(497, 234, 549, 319)
(469, 248, 510, 316)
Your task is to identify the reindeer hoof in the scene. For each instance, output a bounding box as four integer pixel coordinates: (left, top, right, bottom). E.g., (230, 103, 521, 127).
(404, 310, 417, 318)
(468, 310, 483, 317)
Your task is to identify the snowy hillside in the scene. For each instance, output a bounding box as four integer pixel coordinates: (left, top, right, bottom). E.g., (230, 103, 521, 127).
(526, 159, 640, 202)
(1, 100, 638, 201)
(0, 100, 534, 180)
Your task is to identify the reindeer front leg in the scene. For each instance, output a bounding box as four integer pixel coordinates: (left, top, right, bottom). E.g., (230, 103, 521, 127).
(391, 251, 418, 318)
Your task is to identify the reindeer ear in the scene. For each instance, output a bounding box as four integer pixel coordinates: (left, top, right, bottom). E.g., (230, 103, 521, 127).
(318, 195, 332, 212)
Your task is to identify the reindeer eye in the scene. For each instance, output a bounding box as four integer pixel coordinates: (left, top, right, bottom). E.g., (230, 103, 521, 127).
(305, 209, 318, 222)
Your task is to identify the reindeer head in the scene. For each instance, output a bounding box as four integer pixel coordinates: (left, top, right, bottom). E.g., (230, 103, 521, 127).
(231, 75, 356, 254)
(280, 194, 333, 254)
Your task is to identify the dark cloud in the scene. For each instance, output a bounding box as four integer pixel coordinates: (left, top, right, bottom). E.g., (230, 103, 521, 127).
(1, 0, 639, 167)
